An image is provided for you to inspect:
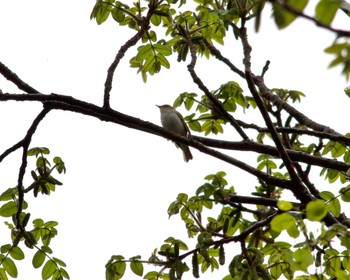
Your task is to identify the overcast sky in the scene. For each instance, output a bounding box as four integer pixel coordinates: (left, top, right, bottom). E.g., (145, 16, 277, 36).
(0, 1, 349, 279)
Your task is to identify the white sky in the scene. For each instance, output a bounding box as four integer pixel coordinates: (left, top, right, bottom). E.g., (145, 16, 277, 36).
(0, 1, 349, 279)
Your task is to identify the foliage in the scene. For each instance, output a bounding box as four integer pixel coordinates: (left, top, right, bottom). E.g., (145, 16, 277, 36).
(0, 148, 67, 279)
(1, 0, 350, 279)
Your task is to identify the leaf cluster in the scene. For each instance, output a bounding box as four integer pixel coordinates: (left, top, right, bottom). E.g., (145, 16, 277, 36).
(0, 147, 68, 280)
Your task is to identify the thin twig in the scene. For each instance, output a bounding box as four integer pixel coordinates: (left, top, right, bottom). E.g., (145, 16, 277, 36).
(103, 22, 150, 108)
(186, 34, 250, 140)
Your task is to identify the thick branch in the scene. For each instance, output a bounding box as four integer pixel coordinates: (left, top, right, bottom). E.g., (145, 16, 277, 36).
(0, 93, 292, 189)
(224, 194, 301, 210)
(193, 137, 350, 172)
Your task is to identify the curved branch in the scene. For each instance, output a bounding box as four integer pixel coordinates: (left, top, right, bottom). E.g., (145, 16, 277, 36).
(16, 107, 50, 230)
(103, 20, 150, 108)
(103, 0, 159, 108)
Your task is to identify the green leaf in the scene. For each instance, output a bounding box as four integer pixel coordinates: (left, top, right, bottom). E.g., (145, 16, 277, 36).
(306, 200, 328, 221)
(293, 248, 314, 272)
(59, 267, 70, 279)
(177, 193, 188, 203)
(315, 0, 341, 25)
(10, 246, 24, 260)
(130, 261, 143, 276)
(344, 86, 350, 98)
(0, 245, 11, 254)
(142, 55, 156, 73)
(273, 0, 308, 29)
(2, 257, 18, 278)
(136, 44, 153, 61)
(156, 53, 170, 69)
(32, 250, 46, 268)
(144, 271, 160, 280)
(153, 44, 172, 56)
(0, 268, 8, 280)
(53, 157, 66, 174)
(320, 191, 341, 217)
(114, 261, 126, 279)
(27, 147, 50, 156)
(277, 200, 293, 211)
(42, 260, 56, 280)
(271, 213, 299, 238)
(188, 119, 201, 132)
(44, 221, 59, 228)
(0, 201, 17, 217)
(90, 0, 113, 25)
(340, 185, 350, 202)
(151, 14, 162, 26)
(0, 188, 17, 201)
(52, 257, 66, 267)
(331, 142, 346, 158)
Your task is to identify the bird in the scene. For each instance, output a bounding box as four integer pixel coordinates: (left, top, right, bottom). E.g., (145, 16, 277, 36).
(156, 104, 193, 162)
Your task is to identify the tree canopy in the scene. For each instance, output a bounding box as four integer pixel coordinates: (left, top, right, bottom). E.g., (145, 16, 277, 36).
(1, 0, 350, 279)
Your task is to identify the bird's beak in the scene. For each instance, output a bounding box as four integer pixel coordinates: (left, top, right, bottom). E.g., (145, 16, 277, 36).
(156, 105, 160, 108)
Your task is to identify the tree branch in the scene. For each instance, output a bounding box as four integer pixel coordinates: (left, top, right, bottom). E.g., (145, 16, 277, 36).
(192, 138, 350, 172)
(16, 107, 50, 230)
(255, 77, 344, 137)
(186, 33, 250, 141)
(103, 0, 158, 108)
(0, 93, 292, 189)
(269, 0, 350, 37)
(239, 22, 314, 204)
(0, 61, 40, 94)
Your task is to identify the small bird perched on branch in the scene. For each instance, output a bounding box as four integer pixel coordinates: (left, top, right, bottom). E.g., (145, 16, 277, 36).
(156, 104, 193, 162)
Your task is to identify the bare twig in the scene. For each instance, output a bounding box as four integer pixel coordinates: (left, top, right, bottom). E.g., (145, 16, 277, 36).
(239, 21, 313, 203)
(0, 61, 40, 94)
